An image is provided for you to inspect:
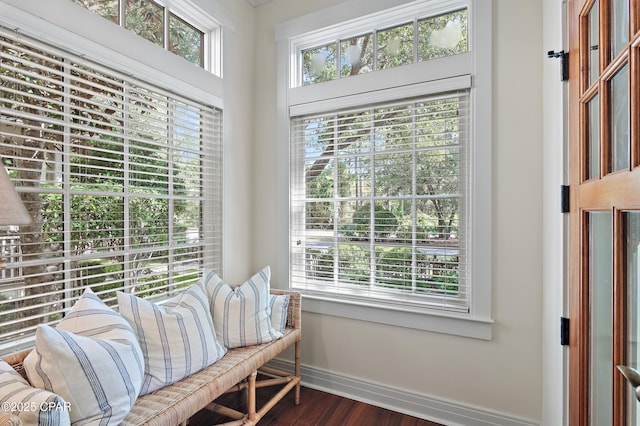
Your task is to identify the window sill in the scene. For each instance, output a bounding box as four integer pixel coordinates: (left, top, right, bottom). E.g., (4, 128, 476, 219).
(300, 292, 494, 340)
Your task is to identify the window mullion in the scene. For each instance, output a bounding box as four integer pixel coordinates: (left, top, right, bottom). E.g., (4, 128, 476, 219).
(118, 0, 125, 27)
(369, 107, 375, 289)
(411, 102, 418, 294)
(332, 114, 339, 286)
(167, 102, 175, 291)
(413, 18, 419, 63)
(62, 58, 73, 311)
(164, 6, 170, 51)
(123, 82, 132, 293)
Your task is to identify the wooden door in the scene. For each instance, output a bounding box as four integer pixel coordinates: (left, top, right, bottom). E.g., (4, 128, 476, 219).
(568, 0, 640, 424)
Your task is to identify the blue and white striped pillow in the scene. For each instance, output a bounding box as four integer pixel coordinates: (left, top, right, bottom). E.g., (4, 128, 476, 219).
(56, 288, 144, 373)
(204, 266, 283, 349)
(0, 359, 70, 426)
(269, 294, 290, 334)
(23, 325, 143, 426)
(117, 283, 227, 395)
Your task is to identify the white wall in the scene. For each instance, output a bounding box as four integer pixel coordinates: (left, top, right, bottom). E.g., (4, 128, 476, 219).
(218, 0, 258, 283)
(542, 0, 567, 425)
(251, 0, 544, 423)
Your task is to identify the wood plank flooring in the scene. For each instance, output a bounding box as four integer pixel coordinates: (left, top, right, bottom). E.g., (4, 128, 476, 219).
(189, 384, 443, 426)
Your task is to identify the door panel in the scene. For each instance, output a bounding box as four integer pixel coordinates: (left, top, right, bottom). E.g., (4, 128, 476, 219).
(569, 0, 640, 424)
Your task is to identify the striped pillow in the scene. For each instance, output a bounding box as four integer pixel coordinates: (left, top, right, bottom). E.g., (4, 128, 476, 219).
(270, 294, 290, 334)
(204, 266, 283, 349)
(0, 359, 70, 426)
(23, 325, 143, 425)
(56, 288, 144, 375)
(117, 283, 227, 395)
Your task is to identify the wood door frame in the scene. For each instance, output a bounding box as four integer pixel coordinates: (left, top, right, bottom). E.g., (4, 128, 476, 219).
(568, 0, 587, 423)
(569, 0, 640, 424)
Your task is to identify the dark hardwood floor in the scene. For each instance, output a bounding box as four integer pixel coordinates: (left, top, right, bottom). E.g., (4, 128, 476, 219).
(189, 384, 443, 426)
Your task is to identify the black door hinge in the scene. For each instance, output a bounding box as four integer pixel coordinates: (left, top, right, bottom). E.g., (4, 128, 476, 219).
(561, 317, 570, 346)
(547, 50, 569, 81)
(561, 185, 570, 213)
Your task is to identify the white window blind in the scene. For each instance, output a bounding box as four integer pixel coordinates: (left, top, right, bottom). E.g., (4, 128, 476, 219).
(0, 28, 223, 353)
(290, 90, 470, 312)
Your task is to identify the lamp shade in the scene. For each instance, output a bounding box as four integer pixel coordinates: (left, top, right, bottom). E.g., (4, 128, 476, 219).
(0, 163, 31, 226)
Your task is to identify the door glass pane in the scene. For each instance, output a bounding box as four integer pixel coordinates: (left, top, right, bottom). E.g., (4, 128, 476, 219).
(589, 211, 613, 426)
(611, 0, 629, 58)
(626, 212, 640, 424)
(609, 64, 629, 173)
(587, 94, 600, 180)
(588, 1, 599, 86)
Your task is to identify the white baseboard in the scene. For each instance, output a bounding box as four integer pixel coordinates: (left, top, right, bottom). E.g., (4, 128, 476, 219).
(267, 358, 539, 426)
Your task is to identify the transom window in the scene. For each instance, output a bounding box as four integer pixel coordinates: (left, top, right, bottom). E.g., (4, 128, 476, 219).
(301, 8, 468, 86)
(70, 0, 220, 71)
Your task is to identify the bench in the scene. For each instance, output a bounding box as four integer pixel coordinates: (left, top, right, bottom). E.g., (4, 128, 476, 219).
(2, 289, 301, 426)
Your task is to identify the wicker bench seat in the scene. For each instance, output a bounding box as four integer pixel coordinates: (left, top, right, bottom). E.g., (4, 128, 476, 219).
(2, 289, 301, 426)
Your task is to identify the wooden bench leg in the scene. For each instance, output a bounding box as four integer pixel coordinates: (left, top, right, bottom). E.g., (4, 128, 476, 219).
(247, 371, 258, 422)
(295, 340, 301, 405)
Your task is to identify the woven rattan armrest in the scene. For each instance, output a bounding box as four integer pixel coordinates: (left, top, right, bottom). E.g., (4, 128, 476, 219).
(0, 412, 21, 425)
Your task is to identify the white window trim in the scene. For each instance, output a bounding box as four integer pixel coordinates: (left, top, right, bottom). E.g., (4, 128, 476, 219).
(276, 0, 493, 340)
(0, 0, 228, 107)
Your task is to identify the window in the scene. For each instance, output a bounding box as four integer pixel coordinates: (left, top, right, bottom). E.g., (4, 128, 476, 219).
(0, 27, 222, 353)
(291, 89, 470, 312)
(301, 8, 468, 85)
(70, 0, 217, 71)
(281, 0, 492, 338)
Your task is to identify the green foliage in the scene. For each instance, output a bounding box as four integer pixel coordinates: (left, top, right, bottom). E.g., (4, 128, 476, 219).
(302, 43, 336, 85)
(169, 15, 203, 66)
(341, 203, 398, 240)
(71, 0, 118, 24)
(376, 247, 413, 287)
(418, 9, 468, 61)
(377, 23, 414, 70)
(125, 0, 164, 47)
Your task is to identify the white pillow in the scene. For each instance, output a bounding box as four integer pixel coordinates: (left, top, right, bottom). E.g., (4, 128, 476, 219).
(0, 359, 71, 426)
(56, 288, 144, 376)
(204, 266, 283, 349)
(117, 283, 226, 395)
(23, 325, 143, 425)
(269, 294, 290, 334)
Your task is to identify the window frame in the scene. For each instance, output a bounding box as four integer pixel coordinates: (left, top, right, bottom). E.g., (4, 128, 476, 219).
(70, 0, 223, 74)
(277, 0, 493, 339)
(0, 0, 228, 105)
(0, 0, 227, 354)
